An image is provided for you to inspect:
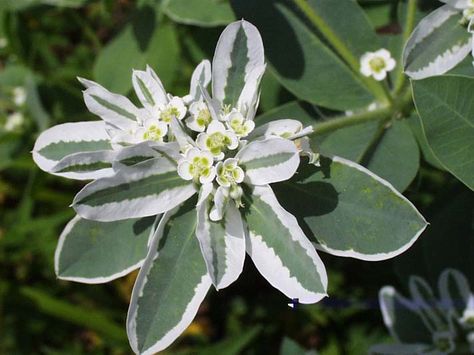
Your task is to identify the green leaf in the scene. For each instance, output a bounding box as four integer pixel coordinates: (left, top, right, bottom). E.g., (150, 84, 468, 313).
(55, 215, 157, 283)
(404, 6, 471, 80)
(243, 185, 327, 304)
(32, 121, 113, 179)
(281, 337, 313, 355)
(231, 0, 375, 111)
(164, 0, 235, 27)
(127, 199, 212, 354)
(94, 7, 179, 94)
(274, 157, 427, 260)
(73, 157, 196, 221)
(258, 102, 420, 191)
(0, 0, 88, 10)
(378, 286, 432, 344)
(412, 75, 474, 190)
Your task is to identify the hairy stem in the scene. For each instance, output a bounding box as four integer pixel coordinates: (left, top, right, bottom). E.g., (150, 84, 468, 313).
(292, 0, 390, 104)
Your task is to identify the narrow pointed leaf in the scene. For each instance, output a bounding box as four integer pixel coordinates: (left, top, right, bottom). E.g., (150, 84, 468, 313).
(243, 185, 327, 304)
(404, 5, 471, 80)
(127, 200, 212, 355)
(231, 0, 376, 110)
(212, 20, 265, 107)
(51, 150, 116, 180)
(379, 286, 432, 344)
(438, 269, 471, 318)
(132, 66, 167, 108)
(32, 121, 112, 176)
(412, 75, 474, 190)
(73, 157, 196, 221)
(196, 200, 245, 289)
(83, 83, 139, 130)
(113, 142, 161, 169)
(55, 215, 157, 283)
(188, 60, 212, 102)
(274, 156, 428, 261)
(237, 137, 300, 186)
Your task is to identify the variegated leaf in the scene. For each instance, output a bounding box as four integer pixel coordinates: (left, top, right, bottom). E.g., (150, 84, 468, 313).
(32, 121, 112, 179)
(237, 137, 300, 186)
(113, 142, 161, 170)
(404, 5, 471, 80)
(438, 269, 471, 319)
(127, 200, 212, 355)
(83, 82, 139, 130)
(378, 286, 432, 344)
(73, 157, 196, 221)
(51, 150, 116, 180)
(212, 20, 265, 107)
(186, 59, 212, 103)
(55, 215, 158, 283)
(196, 199, 245, 289)
(243, 185, 327, 304)
(132, 65, 168, 109)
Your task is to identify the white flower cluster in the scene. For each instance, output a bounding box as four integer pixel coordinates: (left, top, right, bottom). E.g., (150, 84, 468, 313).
(2, 86, 27, 132)
(360, 49, 396, 81)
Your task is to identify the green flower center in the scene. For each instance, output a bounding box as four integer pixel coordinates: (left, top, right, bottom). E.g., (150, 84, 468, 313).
(230, 118, 249, 136)
(160, 106, 180, 123)
(196, 108, 211, 127)
(217, 164, 241, 185)
(369, 57, 386, 73)
(189, 156, 211, 179)
(206, 132, 230, 155)
(143, 125, 164, 141)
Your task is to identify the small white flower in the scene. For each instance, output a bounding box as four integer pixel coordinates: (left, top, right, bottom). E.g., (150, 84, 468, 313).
(177, 147, 216, 184)
(140, 119, 168, 142)
(185, 101, 212, 132)
(0, 37, 7, 49)
(4, 112, 24, 132)
(360, 49, 396, 81)
(157, 96, 186, 124)
(196, 120, 238, 160)
(13, 87, 27, 107)
(227, 111, 255, 137)
(216, 158, 244, 187)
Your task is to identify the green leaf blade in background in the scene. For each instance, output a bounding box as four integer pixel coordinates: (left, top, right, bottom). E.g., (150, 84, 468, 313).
(127, 200, 212, 355)
(412, 75, 474, 190)
(55, 215, 157, 283)
(275, 157, 427, 260)
(164, 0, 235, 27)
(231, 0, 375, 111)
(94, 6, 180, 95)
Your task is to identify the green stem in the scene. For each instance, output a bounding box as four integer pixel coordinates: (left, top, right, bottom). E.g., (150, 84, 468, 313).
(292, 0, 390, 104)
(394, 0, 418, 94)
(310, 106, 392, 136)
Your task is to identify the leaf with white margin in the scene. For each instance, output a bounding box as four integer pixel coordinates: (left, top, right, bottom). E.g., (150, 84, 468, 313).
(369, 343, 432, 355)
(132, 65, 167, 109)
(440, 0, 471, 9)
(113, 142, 161, 170)
(404, 5, 471, 80)
(238, 64, 266, 119)
(378, 286, 433, 345)
(185, 59, 212, 103)
(32, 121, 112, 177)
(212, 20, 265, 107)
(127, 199, 212, 355)
(83, 82, 139, 130)
(243, 185, 327, 304)
(438, 269, 471, 319)
(51, 150, 116, 180)
(237, 137, 300, 186)
(274, 156, 428, 261)
(196, 199, 245, 289)
(409, 276, 449, 332)
(73, 157, 196, 222)
(412, 75, 474, 190)
(55, 215, 158, 283)
(249, 119, 305, 141)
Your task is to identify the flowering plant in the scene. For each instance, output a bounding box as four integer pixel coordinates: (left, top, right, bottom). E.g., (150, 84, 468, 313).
(32, 19, 428, 354)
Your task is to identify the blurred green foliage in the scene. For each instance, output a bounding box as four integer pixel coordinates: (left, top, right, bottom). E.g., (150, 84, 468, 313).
(0, 0, 470, 354)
